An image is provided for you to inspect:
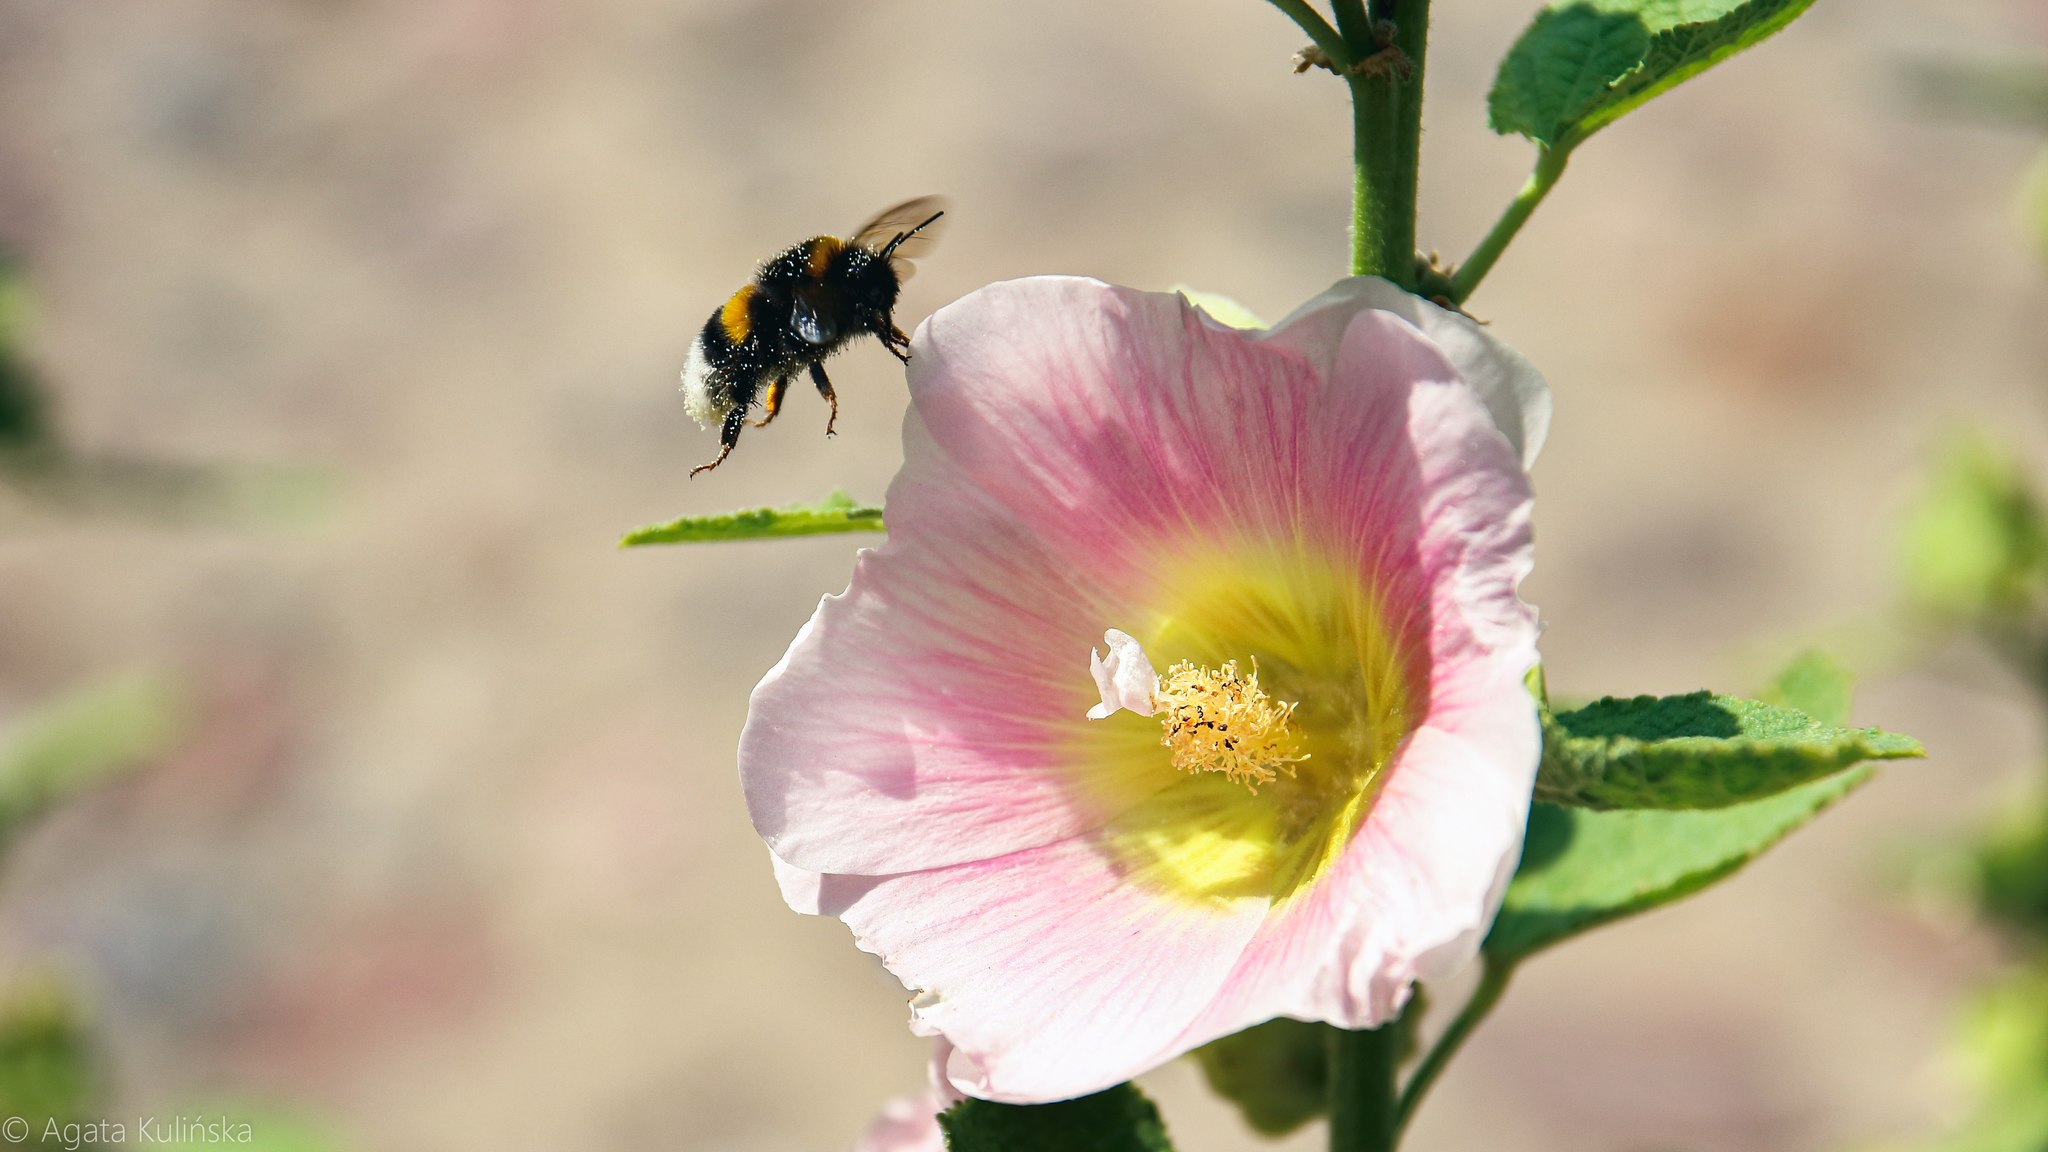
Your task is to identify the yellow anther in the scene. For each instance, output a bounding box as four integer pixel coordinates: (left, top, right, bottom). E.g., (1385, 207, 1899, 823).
(1154, 658, 1308, 792)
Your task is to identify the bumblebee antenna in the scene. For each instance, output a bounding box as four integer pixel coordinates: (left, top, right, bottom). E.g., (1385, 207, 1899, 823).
(879, 211, 945, 261)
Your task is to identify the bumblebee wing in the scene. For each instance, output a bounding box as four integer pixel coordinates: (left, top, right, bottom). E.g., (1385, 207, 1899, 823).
(847, 195, 951, 280)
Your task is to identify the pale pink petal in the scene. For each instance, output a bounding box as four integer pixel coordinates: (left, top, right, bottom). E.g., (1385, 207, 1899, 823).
(1267, 277, 1551, 467)
(927, 1036, 967, 1108)
(854, 1093, 946, 1152)
(769, 848, 826, 916)
(853, 1039, 966, 1152)
(823, 833, 1269, 1103)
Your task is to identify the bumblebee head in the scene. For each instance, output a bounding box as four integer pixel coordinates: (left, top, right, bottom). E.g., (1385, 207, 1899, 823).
(836, 246, 904, 324)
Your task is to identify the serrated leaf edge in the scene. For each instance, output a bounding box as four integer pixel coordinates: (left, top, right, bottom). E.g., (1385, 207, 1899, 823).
(1534, 692, 1924, 810)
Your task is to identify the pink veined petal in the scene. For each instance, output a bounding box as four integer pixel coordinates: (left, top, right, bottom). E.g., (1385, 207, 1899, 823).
(902, 281, 1475, 642)
(741, 427, 1171, 875)
(823, 833, 1269, 1103)
(906, 278, 1328, 578)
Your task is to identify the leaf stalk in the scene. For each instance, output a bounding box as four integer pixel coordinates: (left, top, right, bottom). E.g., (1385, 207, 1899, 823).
(1449, 144, 1569, 304)
(1265, 0, 1355, 70)
(1391, 957, 1515, 1138)
(1329, 0, 1374, 54)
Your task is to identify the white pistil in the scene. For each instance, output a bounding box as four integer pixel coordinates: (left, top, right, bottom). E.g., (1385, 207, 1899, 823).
(1087, 629, 1160, 719)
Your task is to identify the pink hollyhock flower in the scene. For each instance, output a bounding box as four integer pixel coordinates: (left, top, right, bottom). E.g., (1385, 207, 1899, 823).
(854, 1040, 963, 1152)
(746, 276, 1547, 1103)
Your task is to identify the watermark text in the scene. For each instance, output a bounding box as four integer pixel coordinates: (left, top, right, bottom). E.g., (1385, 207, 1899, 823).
(2, 1114, 257, 1147)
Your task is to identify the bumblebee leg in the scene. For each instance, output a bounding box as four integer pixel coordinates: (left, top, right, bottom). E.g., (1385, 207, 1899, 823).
(750, 376, 790, 428)
(809, 361, 839, 437)
(690, 407, 747, 477)
(880, 320, 912, 363)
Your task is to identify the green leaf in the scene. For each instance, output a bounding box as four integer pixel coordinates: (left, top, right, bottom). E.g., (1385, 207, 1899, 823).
(1191, 1018, 1330, 1136)
(1959, 782, 2048, 941)
(1489, 5, 1649, 148)
(1487, 653, 1883, 960)
(0, 672, 184, 845)
(1902, 433, 2048, 621)
(1905, 59, 2048, 133)
(0, 978, 101, 1147)
(1756, 648, 1853, 726)
(1533, 689, 1920, 810)
(0, 357, 49, 455)
(1489, 0, 1816, 150)
(0, 455, 338, 527)
(1579, 0, 1817, 137)
(1890, 969, 2048, 1152)
(2027, 148, 2048, 266)
(941, 1083, 1176, 1152)
(141, 1106, 342, 1152)
(619, 488, 885, 547)
(1489, 768, 1870, 960)
(0, 257, 51, 453)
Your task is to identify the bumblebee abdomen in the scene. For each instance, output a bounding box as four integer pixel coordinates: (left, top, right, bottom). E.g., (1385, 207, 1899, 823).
(717, 285, 759, 344)
(683, 291, 770, 428)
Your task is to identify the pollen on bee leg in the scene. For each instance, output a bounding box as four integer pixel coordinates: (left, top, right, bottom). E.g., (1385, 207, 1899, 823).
(1084, 629, 1308, 793)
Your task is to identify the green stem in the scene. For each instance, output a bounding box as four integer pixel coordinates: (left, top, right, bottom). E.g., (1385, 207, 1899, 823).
(1345, 0, 1429, 284)
(1391, 958, 1515, 1138)
(1265, 0, 1355, 70)
(1326, 1010, 1409, 1152)
(1448, 145, 1570, 303)
(1329, 0, 1374, 53)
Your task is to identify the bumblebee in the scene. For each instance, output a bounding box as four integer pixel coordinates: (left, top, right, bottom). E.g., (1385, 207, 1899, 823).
(681, 196, 949, 476)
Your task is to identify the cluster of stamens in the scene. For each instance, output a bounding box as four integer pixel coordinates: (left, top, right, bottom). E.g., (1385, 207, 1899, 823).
(1153, 658, 1309, 793)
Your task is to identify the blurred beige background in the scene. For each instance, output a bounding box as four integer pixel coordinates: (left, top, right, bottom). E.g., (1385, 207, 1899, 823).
(0, 1, 2044, 1149)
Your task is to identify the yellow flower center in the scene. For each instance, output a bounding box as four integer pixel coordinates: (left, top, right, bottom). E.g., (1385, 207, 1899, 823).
(1154, 658, 1308, 791)
(1064, 546, 1420, 908)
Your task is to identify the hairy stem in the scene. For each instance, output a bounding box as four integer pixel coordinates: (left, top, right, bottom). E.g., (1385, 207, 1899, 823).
(1449, 145, 1570, 303)
(1391, 958, 1516, 1138)
(1346, 0, 1429, 285)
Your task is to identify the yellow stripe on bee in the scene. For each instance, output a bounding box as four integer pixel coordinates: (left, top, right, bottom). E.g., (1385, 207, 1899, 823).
(720, 286, 756, 343)
(805, 235, 843, 280)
